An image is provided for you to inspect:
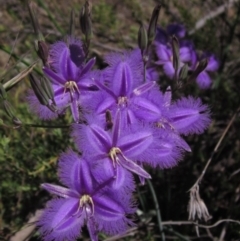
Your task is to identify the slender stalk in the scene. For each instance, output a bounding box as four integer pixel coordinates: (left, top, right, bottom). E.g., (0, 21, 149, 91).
(146, 179, 165, 241)
(24, 123, 70, 128)
(0, 45, 42, 76)
(1, 123, 69, 129)
(193, 105, 240, 187)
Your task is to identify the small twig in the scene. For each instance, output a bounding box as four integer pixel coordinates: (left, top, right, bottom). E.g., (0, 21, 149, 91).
(189, 0, 239, 35)
(146, 179, 165, 241)
(192, 105, 240, 187)
(229, 168, 240, 179)
(92, 41, 123, 52)
(161, 219, 240, 228)
(219, 223, 227, 241)
(0, 45, 42, 76)
(10, 210, 43, 241)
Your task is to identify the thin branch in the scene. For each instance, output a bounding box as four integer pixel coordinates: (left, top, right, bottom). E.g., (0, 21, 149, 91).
(189, 0, 239, 35)
(192, 105, 240, 187)
(164, 226, 190, 241)
(161, 219, 240, 228)
(0, 45, 42, 76)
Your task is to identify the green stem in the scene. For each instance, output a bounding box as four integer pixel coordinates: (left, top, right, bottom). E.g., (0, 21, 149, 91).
(0, 45, 42, 76)
(164, 226, 191, 241)
(24, 123, 70, 128)
(37, 0, 65, 35)
(146, 179, 165, 241)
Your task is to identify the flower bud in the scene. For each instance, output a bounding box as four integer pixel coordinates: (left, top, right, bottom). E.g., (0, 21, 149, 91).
(37, 40, 49, 66)
(189, 58, 208, 82)
(138, 24, 148, 56)
(28, 1, 44, 41)
(69, 8, 75, 36)
(171, 35, 180, 72)
(105, 110, 113, 130)
(147, 4, 161, 46)
(40, 76, 54, 101)
(80, 1, 92, 43)
(29, 74, 49, 106)
(179, 63, 188, 81)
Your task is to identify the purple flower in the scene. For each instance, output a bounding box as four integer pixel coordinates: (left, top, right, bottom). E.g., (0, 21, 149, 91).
(38, 149, 135, 241)
(196, 53, 219, 89)
(72, 110, 188, 186)
(155, 27, 169, 44)
(72, 111, 152, 187)
(28, 37, 98, 122)
(86, 49, 161, 125)
(155, 24, 186, 44)
(146, 67, 159, 82)
(155, 43, 192, 79)
(166, 23, 186, 39)
(148, 87, 211, 135)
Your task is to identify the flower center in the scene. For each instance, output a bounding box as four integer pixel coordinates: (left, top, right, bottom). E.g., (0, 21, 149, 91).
(63, 80, 80, 99)
(117, 96, 128, 106)
(79, 194, 94, 216)
(108, 147, 122, 167)
(155, 118, 175, 130)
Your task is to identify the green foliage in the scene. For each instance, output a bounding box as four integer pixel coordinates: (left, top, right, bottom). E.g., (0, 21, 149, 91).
(92, 0, 117, 35)
(0, 97, 71, 235)
(1, 0, 240, 240)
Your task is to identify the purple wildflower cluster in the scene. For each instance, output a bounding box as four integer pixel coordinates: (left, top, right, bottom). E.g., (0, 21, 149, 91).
(27, 5, 214, 241)
(155, 23, 219, 89)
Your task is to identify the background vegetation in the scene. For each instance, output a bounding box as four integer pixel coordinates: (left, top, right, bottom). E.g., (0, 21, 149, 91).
(0, 0, 240, 240)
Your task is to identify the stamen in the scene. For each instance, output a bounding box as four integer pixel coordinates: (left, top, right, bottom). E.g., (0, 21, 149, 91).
(80, 194, 94, 216)
(117, 96, 128, 106)
(156, 118, 175, 130)
(108, 147, 122, 167)
(62, 80, 80, 99)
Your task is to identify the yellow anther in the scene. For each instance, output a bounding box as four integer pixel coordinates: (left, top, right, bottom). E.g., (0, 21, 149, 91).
(156, 119, 175, 130)
(72, 194, 94, 217)
(117, 96, 128, 106)
(63, 80, 80, 99)
(108, 147, 122, 167)
(80, 194, 94, 208)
